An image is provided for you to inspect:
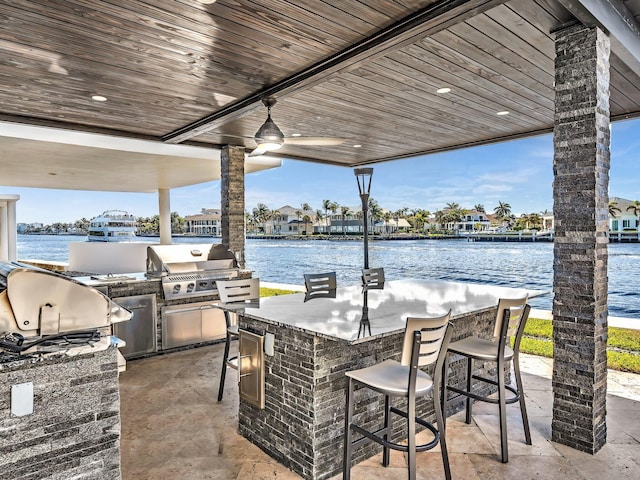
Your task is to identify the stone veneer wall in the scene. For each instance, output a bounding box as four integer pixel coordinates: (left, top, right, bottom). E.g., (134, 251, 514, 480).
(238, 307, 497, 480)
(221, 145, 246, 268)
(0, 346, 121, 479)
(552, 24, 610, 454)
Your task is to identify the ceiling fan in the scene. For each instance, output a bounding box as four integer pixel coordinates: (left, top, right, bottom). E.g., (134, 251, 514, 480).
(249, 97, 345, 157)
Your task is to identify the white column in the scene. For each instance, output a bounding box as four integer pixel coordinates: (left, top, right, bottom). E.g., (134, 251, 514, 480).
(158, 189, 172, 245)
(7, 198, 17, 261)
(0, 203, 8, 261)
(0, 195, 19, 262)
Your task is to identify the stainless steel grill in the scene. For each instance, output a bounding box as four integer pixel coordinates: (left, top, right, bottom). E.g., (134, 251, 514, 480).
(146, 244, 240, 300)
(0, 261, 132, 353)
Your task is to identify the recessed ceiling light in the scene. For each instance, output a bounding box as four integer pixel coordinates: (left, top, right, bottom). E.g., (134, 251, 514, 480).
(436, 87, 451, 94)
(496, 110, 510, 116)
(291, 133, 302, 137)
(353, 144, 362, 148)
(91, 95, 107, 102)
(197, 0, 217, 3)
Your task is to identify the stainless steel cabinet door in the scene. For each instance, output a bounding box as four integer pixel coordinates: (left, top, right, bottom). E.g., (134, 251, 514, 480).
(112, 294, 157, 358)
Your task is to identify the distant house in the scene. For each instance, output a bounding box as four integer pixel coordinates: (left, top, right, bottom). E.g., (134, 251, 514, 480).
(328, 207, 361, 234)
(609, 197, 640, 232)
(185, 208, 221, 235)
(530, 197, 640, 234)
(268, 206, 316, 235)
(435, 209, 493, 232)
(374, 218, 411, 233)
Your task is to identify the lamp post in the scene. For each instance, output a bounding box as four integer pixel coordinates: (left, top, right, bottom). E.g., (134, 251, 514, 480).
(354, 167, 373, 269)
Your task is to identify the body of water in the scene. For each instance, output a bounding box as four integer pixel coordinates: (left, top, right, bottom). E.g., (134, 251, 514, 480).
(15, 234, 640, 319)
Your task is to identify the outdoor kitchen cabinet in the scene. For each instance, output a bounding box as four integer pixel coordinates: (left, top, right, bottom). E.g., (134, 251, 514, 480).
(112, 294, 157, 358)
(161, 301, 226, 350)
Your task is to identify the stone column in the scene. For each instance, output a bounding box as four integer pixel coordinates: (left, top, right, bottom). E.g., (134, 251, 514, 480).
(221, 146, 246, 267)
(552, 24, 610, 454)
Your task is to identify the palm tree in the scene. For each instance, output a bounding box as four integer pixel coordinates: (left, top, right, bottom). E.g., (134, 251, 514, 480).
(322, 199, 332, 233)
(494, 201, 512, 220)
(302, 214, 312, 235)
(341, 205, 350, 235)
(627, 200, 640, 231)
(626, 200, 640, 217)
(295, 209, 303, 234)
(474, 204, 485, 213)
(609, 200, 621, 217)
(368, 198, 383, 234)
(383, 211, 393, 234)
(315, 209, 324, 235)
(415, 210, 429, 231)
(329, 202, 339, 234)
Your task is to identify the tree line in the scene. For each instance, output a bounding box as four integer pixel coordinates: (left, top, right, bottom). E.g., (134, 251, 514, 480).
(21, 213, 187, 235)
(246, 199, 551, 234)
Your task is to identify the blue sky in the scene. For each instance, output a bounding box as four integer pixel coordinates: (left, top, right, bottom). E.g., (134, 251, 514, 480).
(7, 118, 640, 225)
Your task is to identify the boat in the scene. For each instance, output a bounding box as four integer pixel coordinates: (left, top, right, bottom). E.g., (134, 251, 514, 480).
(87, 210, 137, 242)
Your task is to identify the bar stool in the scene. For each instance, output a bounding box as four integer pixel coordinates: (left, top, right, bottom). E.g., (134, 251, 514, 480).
(361, 267, 385, 290)
(216, 277, 260, 402)
(444, 297, 531, 462)
(303, 271, 336, 301)
(343, 312, 453, 480)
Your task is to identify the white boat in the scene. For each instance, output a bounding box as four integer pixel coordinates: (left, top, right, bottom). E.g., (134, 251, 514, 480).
(88, 210, 137, 242)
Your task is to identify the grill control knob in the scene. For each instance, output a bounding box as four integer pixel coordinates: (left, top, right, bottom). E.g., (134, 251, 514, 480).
(173, 285, 181, 293)
(187, 283, 195, 292)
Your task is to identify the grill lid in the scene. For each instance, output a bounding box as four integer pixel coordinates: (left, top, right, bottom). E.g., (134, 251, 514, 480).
(147, 244, 238, 276)
(0, 262, 132, 338)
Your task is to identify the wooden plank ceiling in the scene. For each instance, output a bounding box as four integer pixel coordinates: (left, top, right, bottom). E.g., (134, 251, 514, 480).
(1, 0, 640, 175)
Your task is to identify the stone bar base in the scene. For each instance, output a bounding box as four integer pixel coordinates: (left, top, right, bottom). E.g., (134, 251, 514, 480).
(238, 308, 497, 480)
(0, 346, 121, 479)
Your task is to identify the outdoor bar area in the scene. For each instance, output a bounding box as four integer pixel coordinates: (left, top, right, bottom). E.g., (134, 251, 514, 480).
(2, 1, 640, 479)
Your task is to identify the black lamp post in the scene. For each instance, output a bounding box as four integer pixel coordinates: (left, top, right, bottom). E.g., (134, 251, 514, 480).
(354, 167, 373, 269)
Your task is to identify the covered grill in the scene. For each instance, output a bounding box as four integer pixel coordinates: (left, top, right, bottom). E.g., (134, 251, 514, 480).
(0, 262, 131, 353)
(146, 244, 241, 300)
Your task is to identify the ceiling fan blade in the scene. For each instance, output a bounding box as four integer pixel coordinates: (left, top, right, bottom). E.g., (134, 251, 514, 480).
(284, 137, 345, 146)
(248, 146, 268, 157)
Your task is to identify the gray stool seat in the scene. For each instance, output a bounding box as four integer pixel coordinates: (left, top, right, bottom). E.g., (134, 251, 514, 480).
(448, 337, 514, 362)
(346, 359, 433, 396)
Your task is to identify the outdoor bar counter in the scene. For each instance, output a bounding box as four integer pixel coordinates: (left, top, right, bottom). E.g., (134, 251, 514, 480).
(232, 279, 541, 480)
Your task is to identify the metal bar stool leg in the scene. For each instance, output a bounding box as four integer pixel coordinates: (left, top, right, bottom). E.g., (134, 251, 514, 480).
(434, 373, 452, 480)
(343, 377, 355, 480)
(514, 352, 532, 445)
(407, 390, 417, 480)
(465, 357, 474, 424)
(217, 331, 231, 401)
(498, 355, 508, 463)
(382, 394, 391, 467)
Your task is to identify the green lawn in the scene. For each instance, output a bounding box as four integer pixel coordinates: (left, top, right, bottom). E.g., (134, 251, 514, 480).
(259, 288, 640, 374)
(520, 318, 640, 374)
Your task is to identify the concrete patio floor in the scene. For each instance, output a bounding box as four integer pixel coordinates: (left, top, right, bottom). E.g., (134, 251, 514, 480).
(119, 343, 640, 480)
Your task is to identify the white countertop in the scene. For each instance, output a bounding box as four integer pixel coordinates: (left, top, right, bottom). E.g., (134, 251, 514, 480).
(236, 279, 545, 343)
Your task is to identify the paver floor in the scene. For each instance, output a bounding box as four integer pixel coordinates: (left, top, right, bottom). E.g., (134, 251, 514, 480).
(119, 344, 640, 480)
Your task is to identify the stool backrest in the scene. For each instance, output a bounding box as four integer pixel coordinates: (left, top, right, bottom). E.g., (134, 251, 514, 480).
(492, 296, 529, 340)
(303, 272, 337, 301)
(362, 267, 385, 290)
(217, 278, 260, 305)
(401, 311, 451, 367)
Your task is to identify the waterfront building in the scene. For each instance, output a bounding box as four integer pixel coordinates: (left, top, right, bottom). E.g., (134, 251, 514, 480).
(185, 208, 222, 235)
(609, 197, 640, 232)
